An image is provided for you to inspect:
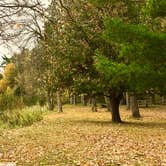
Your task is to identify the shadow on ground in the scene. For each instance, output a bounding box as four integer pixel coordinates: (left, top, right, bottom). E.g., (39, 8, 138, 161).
(72, 119, 166, 129)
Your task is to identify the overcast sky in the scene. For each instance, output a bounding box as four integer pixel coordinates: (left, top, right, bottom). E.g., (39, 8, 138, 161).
(0, 0, 50, 62)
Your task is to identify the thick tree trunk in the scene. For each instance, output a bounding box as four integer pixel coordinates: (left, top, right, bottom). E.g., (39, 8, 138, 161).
(110, 92, 122, 123)
(130, 93, 141, 118)
(91, 97, 97, 112)
(57, 90, 63, 113)
(104, 96, 112, 112)
(126, 92, 130, 110)
(47, 90, 54, 111)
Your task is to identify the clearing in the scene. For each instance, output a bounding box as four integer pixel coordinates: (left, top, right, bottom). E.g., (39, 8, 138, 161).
(0, 105, 166, 166)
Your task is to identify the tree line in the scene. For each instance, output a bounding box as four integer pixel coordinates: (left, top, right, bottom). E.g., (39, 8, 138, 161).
(0, 0, 165, 123)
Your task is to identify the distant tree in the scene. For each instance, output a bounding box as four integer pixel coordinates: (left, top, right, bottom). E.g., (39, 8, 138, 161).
(3, 63, 16, 88)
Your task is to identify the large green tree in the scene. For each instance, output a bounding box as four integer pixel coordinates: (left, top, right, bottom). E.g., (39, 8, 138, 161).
(85, 0, 165, 122)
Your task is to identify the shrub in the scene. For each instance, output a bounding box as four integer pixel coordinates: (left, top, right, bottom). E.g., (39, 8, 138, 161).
(0, 107, 43, 128)
(39, 95, 46, 107)
(23, 95, 38, 107)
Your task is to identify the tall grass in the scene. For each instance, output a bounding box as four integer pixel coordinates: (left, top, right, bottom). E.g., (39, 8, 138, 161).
(0, 106, 43, 128)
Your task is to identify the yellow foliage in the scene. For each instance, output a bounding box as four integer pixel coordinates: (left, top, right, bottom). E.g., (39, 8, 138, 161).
(4, 63, 16, 78)
(6, 86, 14, 95)
(4, 63, 16, 87)
(0, 79, 7, 93)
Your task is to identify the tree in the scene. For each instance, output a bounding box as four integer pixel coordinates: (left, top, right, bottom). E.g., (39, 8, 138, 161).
(42, 0, 102, 112)
(0, 0, 47, 46)
(89, 0, 166, 122)
(3, 63, 17, 88)
(0, 79, 7, 93)
(130, 93, 141, 118)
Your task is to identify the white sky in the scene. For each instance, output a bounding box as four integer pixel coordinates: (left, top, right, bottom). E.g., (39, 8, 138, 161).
(0, 0, 50, 62)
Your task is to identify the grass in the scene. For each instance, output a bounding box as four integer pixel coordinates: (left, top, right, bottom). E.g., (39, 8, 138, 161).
(0, 106, 44, 128)
(0, 105, 165, 165)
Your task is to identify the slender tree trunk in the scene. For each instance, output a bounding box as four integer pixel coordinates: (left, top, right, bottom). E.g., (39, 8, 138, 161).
(91, 97, 97, 112)
(88, 97, 92, 105)
(69, 94, 73, 104)
(73, 95, 76, 105)
(81, 94, 86, 106)
(104, 96, 112, 112)
(161, 96, 166, 105)
(130, 93, 141, 118)
(69, 94, 76, 105)
(145, 93, 149, 107)
(151, 93, 156, 105)
(110, 92, 122, 123)
(69, 94, 72, 104)
(121, 93, 126, 105)
(126, 92, 130, 110)
(57, 89, 63, 113)
(47, 90, 54, 111)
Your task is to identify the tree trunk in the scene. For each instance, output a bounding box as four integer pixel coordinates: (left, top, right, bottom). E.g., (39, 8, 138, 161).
(145, 93, 149, 107)
(151, 93, 156, 105)
(91, 97, 97, 112)
(47, 90, 54, 111)
(161, 96, 166, 105)
(104, 96, 112, 112)
(87, 97, 91, 105)
(57, 89, 63, 113)
(121, 93, 126, 105)
(130, 93, 141, 118)
(81, 94, 86, 106)
(69, 94, 73, 104)
(110, 92, 122, 123)
(73, 95, 76, 105)
(126, 92, 130, 110)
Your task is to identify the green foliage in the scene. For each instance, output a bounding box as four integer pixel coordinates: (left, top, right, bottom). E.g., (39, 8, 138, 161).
(38, 95, 46, 107)
(100, 18, 166, 92)
(104, 18, 166, 46)
(143, 0, 166, 18)
(94, 53, 129, 88)
(23, 95, 38, 107)
(0, 107, 43, 128)
(0, 88, 22, 111)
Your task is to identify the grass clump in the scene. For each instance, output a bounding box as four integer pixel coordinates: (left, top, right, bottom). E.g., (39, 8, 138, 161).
(0, 106, 43, 128)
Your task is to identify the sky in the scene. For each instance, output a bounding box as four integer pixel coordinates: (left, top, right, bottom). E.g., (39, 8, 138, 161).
(0, 0, 50, 62)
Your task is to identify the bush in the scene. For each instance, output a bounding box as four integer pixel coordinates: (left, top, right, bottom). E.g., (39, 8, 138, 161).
(0, 87, 24, 111)
(39, 95, 46, 107)
(23, 95, 38, 107)
(0, 107, 43, 128)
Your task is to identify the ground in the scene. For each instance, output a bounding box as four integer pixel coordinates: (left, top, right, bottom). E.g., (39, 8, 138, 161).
(0, 105, 166, 166)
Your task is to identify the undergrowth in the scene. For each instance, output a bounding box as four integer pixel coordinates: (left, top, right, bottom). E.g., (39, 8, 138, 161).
(0, 106, 43, 128)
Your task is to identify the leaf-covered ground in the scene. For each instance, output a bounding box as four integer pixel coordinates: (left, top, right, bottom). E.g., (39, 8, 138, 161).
(0, 105, 166, 166)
